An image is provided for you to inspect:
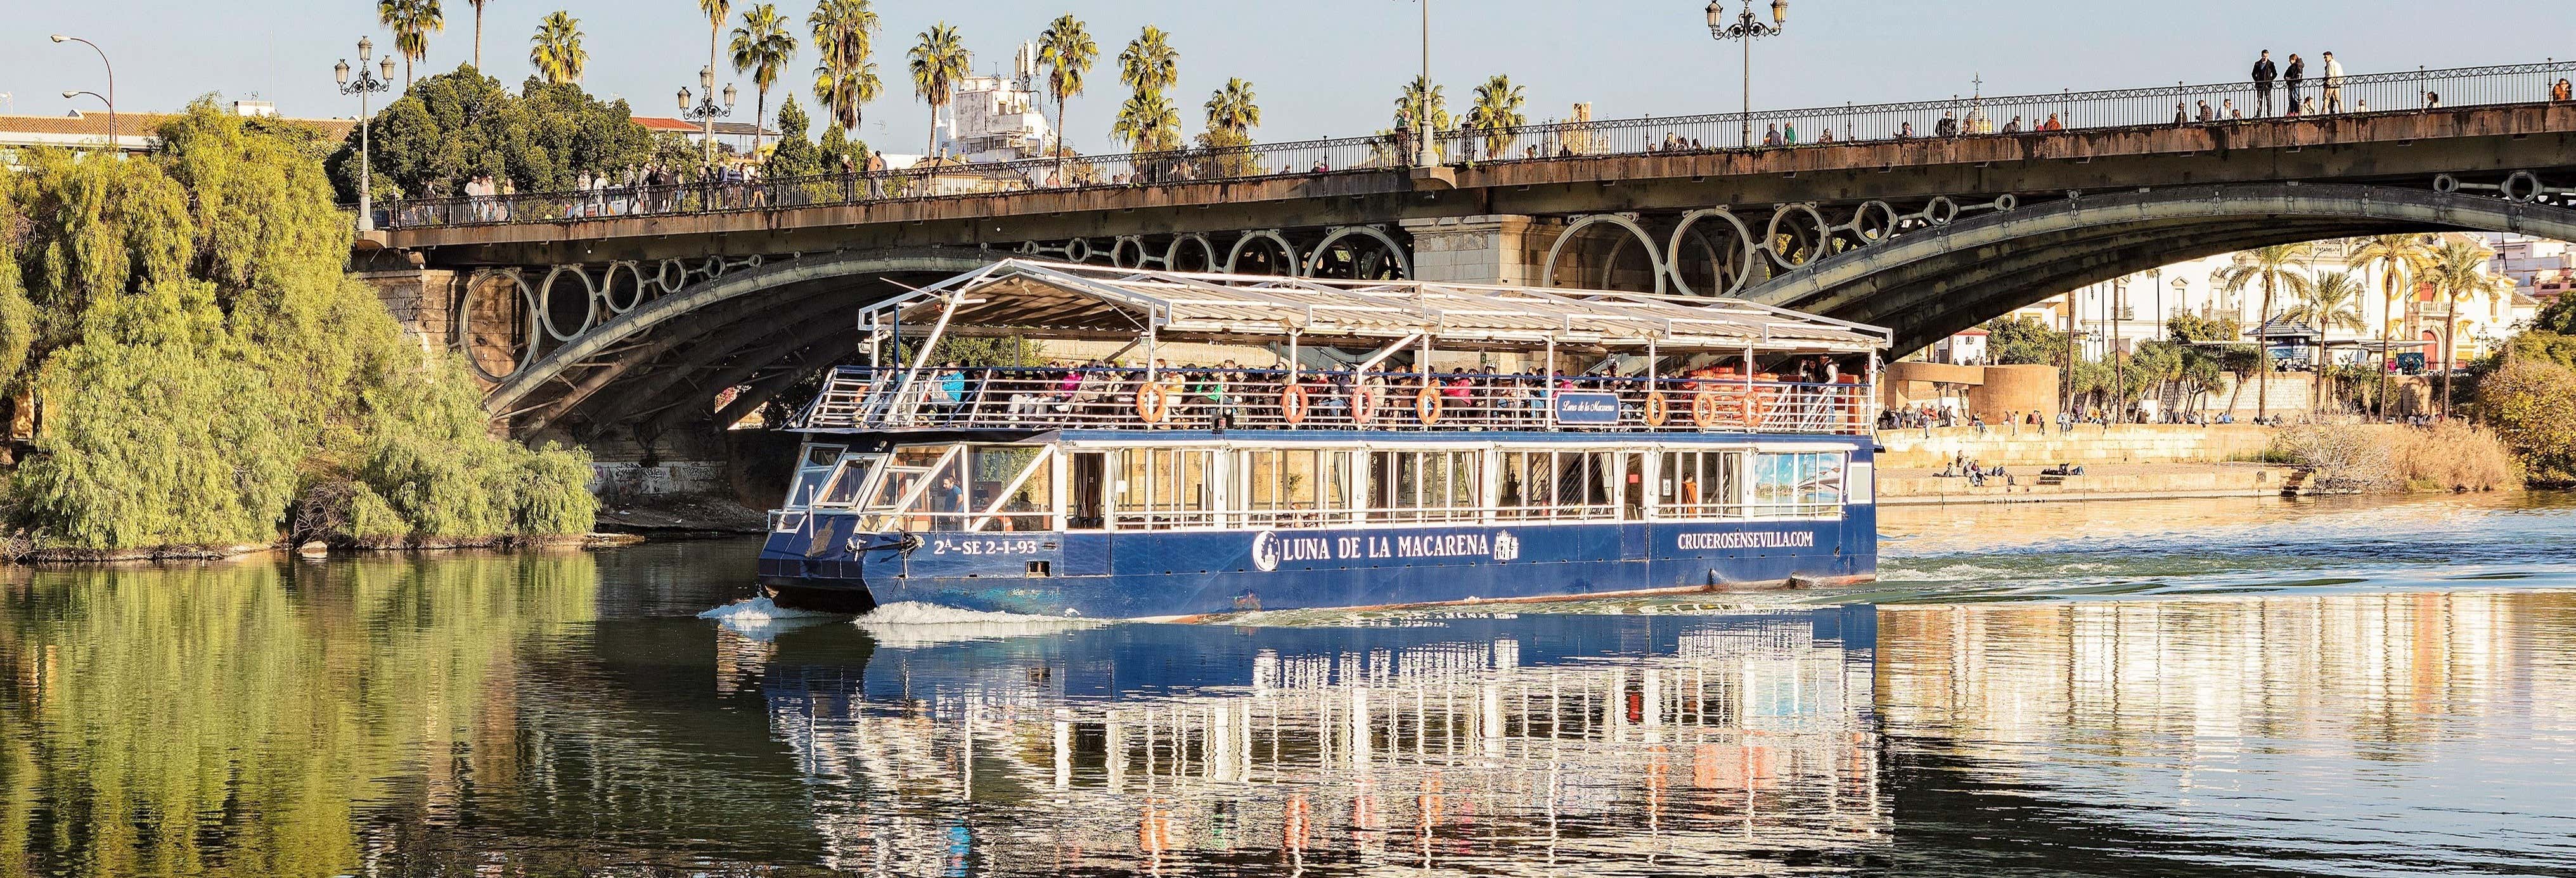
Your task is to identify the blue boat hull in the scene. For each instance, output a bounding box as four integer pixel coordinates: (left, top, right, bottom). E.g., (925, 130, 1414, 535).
(759, 512, 1876, 619)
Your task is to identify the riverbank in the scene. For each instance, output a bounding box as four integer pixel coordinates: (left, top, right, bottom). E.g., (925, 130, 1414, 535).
(1878, 461, 2306, 505)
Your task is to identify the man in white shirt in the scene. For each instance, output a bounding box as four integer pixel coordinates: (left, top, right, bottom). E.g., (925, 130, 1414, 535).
(2321, 51, 2347, 113)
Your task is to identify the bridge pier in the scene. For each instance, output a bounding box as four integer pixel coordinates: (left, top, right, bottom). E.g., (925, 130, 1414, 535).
(1400, 215, 1559, 286)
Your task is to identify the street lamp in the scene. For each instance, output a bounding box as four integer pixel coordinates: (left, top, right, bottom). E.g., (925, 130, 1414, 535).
(337, 37, 397, 233)
(1707, 0, 1788, 148)
(51, 35, 115, 150)
(679, 65, 738, 167)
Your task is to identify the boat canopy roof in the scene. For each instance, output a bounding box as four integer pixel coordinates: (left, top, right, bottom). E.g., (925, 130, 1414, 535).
(865, 259, 1891, 354)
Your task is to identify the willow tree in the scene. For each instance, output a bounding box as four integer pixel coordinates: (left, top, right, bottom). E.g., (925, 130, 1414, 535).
(728, 3, 797, 156)
(2210, 243, 2315, 418)
(1036, 14, 1097, 174)
(529, 11, 586, 85)
(808, 0, 881, 131)
(1, 101, 595, 551)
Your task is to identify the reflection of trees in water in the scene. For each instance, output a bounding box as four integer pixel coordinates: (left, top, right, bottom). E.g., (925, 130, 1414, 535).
(0, 553, 596, 878)
(753, 612, 1891, 875)
(1876, 591, 2576, 875)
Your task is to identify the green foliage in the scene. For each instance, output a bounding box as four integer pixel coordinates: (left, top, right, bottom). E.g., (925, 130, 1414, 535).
(2533, 295, 2576, 335)
(816, 124, 862, 173)
(1980, 314, 2067, 365)
(2501, 330, 2576, 370)
(325, 67, 652, 200)
(767, 97, 821, 178)
(2475, 356, 2576, 484)
(2, 101, 596, 551)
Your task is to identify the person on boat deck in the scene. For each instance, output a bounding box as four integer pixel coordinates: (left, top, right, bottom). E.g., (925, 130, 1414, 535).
(1067, 361, 1112, 417)
(1145, 359, 1188, 423)
(1003, 363, 1055, 422)
(930, 361, 966, 419)
(1196, 361, 1238, 427)
(1442, 368, 1475, 420)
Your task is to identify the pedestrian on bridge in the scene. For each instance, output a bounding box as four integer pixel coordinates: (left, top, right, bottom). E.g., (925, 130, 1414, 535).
(2285, 53, 2307, 110)
(2321, 52, 2346, 113)
(2252, 50, 2279, 116)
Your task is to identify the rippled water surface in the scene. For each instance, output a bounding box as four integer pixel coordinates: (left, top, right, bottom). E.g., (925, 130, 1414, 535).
(3, 493, 2572, 876)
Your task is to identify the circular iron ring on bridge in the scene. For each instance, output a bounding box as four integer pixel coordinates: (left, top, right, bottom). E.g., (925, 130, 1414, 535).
(601, 261, 650, 314)
(1225, 231, 1304, 276)
(1762, 203, 1833, 270)
(537, 265, 600, 342)
(456, 269, 544, 382)
(1665, 209, 1760, 297)
(1848, 200, 1902, 246)
(1304, 226, 1414, 280)
(1164, 234, 1222, 272)
(1543, 214, 1667, 295)
(1112, 236, 1150, 269)
(655, 258, 688, 292)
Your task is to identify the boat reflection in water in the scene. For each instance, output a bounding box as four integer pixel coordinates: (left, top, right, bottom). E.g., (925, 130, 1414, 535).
(723, 606, 1887, 875)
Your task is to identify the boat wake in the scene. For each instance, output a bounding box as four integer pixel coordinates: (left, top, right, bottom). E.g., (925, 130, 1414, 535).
(854, 601, 1105, 647)
(697, 597, 851, 624)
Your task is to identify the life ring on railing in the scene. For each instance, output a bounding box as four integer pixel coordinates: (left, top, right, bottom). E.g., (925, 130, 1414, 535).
(1415, 384, 1445, 425)
(1136, 382, 1171, 423)
(1690, 390, 1720, 428)
(1280, 384, 1310, 425)
(1644, 391, 1672, 427)
(1351, 387, 1379, 425)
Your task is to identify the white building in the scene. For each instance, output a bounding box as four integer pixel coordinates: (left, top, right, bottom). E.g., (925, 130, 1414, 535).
(935, 42, 1055, 163)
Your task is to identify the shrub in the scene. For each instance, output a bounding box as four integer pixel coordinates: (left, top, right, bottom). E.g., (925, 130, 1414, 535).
(2476, 357, 2576, 484)
(2274, 422, 2520, 493)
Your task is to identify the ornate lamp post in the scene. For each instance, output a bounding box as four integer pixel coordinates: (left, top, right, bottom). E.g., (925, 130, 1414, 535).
(1707, 0, 1788, 148)
(678, 66, 738, 167)
(49, 35, 115, 149)
(335, 38, 397, 233)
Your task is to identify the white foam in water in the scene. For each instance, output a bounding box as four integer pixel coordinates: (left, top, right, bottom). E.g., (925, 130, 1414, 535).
(696, 597, 850, 624)
(854, 600, 1104, 647)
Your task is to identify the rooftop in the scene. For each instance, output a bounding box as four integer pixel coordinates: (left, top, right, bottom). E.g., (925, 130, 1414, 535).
(870, 259, 1893, 354)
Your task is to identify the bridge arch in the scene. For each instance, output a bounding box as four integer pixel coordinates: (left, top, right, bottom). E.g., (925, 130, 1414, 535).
(487, 249, 993, 435)
(1739, 183, 2576, 354)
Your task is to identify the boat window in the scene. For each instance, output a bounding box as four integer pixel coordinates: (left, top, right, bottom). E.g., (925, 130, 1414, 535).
(1656, 449, 1745, 519)
(787, 444, 855, 508)
(813, 456, 880, 508)
(1367, 449, 1481, 524)
(1496, 451, 1613, 521)
(1109, 448, 1216, 529)
(1751, 451, 1845, 518)
(967, 445, 1055, 532)
(1242, 448, 1331, 529)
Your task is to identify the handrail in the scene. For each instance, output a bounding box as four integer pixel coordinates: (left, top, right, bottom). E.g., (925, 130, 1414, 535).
(371, 60, 2576, 230)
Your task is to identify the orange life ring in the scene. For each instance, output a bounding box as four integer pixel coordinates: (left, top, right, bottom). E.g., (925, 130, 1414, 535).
(1415, 384, 1445, 424)
(1351, 386, 1379, 425)
(1280, 384, 1310, 425)
(1135, 382, 1170, 423)
(1690, 390, 1720, 427)
(1644, 391, 1671, 427)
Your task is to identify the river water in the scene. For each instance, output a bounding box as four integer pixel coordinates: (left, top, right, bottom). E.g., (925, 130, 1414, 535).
(3, 493, 2573, 877)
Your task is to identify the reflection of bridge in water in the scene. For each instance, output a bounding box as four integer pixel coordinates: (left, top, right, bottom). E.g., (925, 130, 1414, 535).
(733, 609, 1883, 875)
(338, 61, 2576, 453)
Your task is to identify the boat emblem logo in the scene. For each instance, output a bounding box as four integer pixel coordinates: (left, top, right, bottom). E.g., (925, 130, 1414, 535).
(1493, 531, 1521, 562)
(1250, 531, 1282, 572)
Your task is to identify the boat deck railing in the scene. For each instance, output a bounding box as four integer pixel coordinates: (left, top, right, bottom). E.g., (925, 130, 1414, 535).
(795, 366, 1874, 436)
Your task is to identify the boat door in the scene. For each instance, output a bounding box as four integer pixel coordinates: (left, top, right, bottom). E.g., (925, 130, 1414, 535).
(1620, 451, 1648, 560)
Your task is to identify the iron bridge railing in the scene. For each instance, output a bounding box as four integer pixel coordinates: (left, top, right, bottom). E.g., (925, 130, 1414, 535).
(374, 60, 2576, 231)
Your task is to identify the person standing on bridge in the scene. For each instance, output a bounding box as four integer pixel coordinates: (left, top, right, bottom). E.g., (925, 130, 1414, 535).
(2284, 53, 2307, 110)
(2321, 52, 2346, 113)
(2252, 50, 2279, 116)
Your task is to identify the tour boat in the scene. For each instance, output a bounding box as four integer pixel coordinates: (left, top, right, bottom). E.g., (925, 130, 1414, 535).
(757, 259, 1890, 619)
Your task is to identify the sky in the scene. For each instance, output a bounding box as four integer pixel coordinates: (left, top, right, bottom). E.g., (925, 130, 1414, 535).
(6, 1, 2574, 156)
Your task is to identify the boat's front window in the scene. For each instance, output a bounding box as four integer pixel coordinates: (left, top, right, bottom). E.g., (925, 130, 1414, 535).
(787, 444, 851, 508)
(851, 443, 1058, 533)
(815, 454, 882, 507)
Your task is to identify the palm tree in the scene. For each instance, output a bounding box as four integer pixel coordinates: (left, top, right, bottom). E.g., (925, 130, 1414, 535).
(808, 0, 880, 132)
(730, 3, 797, 157)
(377, 0, 445, 86)
(467, 0, 487, 70)
(1204, 77, 1259, 138)
(2423, 238, 2510, 418)
(1394, 75, 1450, 162)
(2296, 269, 2367, 413)
(2346, 233, 2435, 418)
(1465, 74, 1526, 159)
(1036, 14, 1097, 172)
(2210, 243, 2315, 419)
(908, 23, 970, 160)
(1116, 26, 1178, 96)
(527, 11, 586, 85)
(1112, 91, 1182, 152)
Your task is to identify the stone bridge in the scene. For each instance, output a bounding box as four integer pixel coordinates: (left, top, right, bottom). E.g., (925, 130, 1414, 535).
(355, 89, 2576, 447)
